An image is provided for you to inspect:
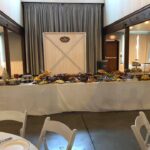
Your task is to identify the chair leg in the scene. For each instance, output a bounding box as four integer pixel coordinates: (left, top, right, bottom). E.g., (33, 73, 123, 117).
(44, 137, 49, 150)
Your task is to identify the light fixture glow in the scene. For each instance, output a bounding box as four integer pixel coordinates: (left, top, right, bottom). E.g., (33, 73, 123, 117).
(144, 21, 150, 24)
(130, 26, 133, 29)
(109, 35, 116, 40)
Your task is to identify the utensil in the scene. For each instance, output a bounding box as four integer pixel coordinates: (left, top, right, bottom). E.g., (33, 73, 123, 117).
(0, 139, 29, 150)
(0, 137, 12, 144)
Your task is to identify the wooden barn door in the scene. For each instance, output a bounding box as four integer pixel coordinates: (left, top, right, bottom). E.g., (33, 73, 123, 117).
(43, 32, 86, 74)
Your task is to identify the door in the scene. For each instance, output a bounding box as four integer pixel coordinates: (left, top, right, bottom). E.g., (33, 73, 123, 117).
(104, 41, 119, 72)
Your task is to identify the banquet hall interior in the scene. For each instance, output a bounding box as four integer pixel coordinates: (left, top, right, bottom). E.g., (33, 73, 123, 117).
(0, 0, 150, 150)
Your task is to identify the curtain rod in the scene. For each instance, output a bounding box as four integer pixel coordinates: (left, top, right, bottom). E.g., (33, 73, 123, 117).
(22, 2, 104, 4)
(21, 0, 104, 3)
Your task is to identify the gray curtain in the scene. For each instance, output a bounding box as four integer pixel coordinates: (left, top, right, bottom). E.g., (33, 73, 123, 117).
(24, 3, 102, 75)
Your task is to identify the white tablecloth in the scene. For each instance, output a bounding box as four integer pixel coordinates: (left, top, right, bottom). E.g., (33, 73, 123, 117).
(0, 132, 37, 150)
(0, 81, 150, 115)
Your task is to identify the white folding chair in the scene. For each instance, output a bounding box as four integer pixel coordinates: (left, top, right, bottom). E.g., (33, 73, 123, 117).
(131, 111, 150, 150)
(0, 110, 27, 137)
(37, 117, 77, 150)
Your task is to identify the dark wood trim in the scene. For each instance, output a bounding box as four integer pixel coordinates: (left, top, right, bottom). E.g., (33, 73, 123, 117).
(116, 40, 119, 71)
(3, 27, 11, 77)
(21, 33, 27, 74)
(21, 4, 27, 74)
(124, 27, 129, 70)
(22, 3, 30, 74)
(102, 35, 106, 60)
(103, 4, 150, 35)
(0, 10, 24, 34)
(101, 4, 105, 60)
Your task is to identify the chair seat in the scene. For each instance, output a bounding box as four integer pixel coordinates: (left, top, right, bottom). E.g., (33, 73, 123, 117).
(0, 111, 27, 137)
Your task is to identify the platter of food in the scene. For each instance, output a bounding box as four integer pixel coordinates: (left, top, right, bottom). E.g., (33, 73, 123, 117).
(1, 67, 150, 86)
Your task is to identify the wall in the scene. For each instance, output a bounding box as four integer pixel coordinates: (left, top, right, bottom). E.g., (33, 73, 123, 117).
(0, 0, 23, 26)
(0, 32, 5, 75)
(0, 31, 23, 76)
(0, 0, 104, 26)
(129, 34, 150, 71)
(22, 0, 104, 3)
(8, 32, 23, 75)
(104, 0, 150, 26)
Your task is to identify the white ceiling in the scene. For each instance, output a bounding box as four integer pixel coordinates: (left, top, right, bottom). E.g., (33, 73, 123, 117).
(104, 0, 150, 26)
(21, 0, 104, 3)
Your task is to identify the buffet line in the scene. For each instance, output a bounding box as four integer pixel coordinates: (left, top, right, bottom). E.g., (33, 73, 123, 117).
(0, 68, 150, 115)
(0, 68, 150, 86)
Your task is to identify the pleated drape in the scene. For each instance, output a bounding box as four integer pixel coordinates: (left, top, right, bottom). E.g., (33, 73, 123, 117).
(24, 3, 102, 75)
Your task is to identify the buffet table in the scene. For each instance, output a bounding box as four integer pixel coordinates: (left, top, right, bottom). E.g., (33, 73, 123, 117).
(0, 81, 149, 115)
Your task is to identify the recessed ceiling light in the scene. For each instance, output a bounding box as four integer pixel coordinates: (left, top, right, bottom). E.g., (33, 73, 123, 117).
(130, 26, 133, 29)
(144, 21, 150, 24)
(109, 35, 116, 40)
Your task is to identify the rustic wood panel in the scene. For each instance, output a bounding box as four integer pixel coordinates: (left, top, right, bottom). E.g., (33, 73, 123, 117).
(43, 32, 87, 74)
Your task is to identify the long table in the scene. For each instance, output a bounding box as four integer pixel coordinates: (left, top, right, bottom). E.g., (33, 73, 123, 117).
(0, 81, 149, 115)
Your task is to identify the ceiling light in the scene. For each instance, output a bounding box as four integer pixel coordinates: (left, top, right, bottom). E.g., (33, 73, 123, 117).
(144, 21, 150, 24)
(130, 26, 133, 29)
(109, 35, 116, 40)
